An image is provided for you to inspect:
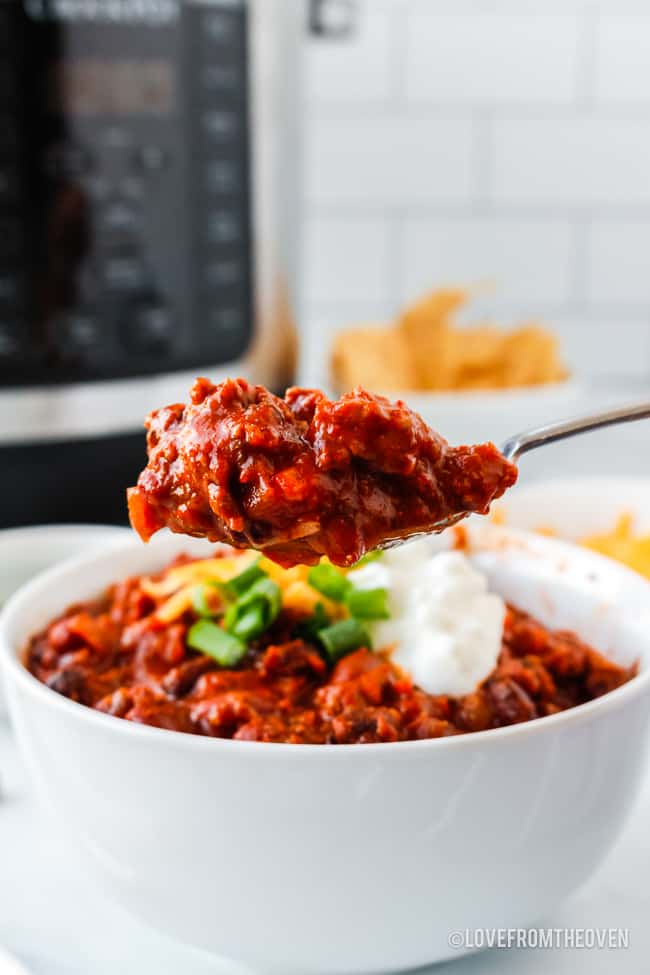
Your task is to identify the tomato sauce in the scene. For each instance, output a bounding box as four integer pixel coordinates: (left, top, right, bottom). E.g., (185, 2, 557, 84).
(26, 556, 635, 744)
(127, 378, 518, 567)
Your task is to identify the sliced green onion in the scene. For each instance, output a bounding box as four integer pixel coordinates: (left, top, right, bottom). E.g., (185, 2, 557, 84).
(307, 563, 351, 602)
(228, 602, 267, 642)
(192, 583, 219, 618)
(295, 602, 330, 642)
(187, 619, 246, 666)
(223, 577, 282, 642)
(220, 558, 265, 600)
(345, 587, 390, 621)
(224, 599, 268, 642)
(239, 576, 282, 618)
(317, 618, 372, 662)
(351, 550, 383, 568)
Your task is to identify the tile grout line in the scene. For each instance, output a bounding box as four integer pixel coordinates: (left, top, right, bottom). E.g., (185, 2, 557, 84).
(387, 214, 406, 312)
(304, 298, 650, 321)
(387, 0, 409, 111)
(305, 102, 650, 121)
(305, 202, 650, 220)
(568, 216, 592, 311)
(575, 2, 600, 113)
(470, 113, 493, 213)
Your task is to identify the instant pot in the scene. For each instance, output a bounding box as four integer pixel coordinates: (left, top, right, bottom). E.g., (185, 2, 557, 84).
(0, 0, 348, 526)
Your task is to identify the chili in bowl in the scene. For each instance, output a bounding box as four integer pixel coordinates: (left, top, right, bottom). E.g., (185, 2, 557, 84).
(23, 537, 636, 743)
(2, 524, 650, 974)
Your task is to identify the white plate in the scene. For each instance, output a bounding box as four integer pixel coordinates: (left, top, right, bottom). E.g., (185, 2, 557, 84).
(0, 946, 30, 975)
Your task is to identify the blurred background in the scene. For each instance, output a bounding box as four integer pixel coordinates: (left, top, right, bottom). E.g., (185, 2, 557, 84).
(2, 0, 650, 527)
(301, 0, 650, 389)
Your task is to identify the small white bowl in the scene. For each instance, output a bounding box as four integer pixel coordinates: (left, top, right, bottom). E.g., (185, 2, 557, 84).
(2, 526, 650, 974)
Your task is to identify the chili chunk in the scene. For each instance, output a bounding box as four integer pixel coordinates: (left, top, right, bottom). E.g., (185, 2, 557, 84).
(25, 556, 636, 745)
(127, 378, 518, 567)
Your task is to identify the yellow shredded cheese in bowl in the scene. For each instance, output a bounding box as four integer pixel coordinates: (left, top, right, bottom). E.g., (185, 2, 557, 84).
(580, 514, 650, 579)
(144, 551, 347, 624)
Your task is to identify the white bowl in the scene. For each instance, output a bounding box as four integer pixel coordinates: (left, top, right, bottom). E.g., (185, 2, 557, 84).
(500, 476, 650, 538)
(0, 523, 130, 605)
(0, 524, 129, 715)
(2, 526, 650, 975)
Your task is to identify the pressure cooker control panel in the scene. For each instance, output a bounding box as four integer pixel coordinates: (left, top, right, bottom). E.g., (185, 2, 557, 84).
(0, 0, 253, 385)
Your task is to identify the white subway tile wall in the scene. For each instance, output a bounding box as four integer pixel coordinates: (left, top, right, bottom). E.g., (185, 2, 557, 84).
(405, 13, 581, 104)
(491, 119, 650, 206)
(305, 117, 475, 204)
(588, 220, 650, 305)
(300, 0, 650, 388)
(595, 15, 650, 102)
(401, 217, 574, 308)
(304, 217, 392, 303)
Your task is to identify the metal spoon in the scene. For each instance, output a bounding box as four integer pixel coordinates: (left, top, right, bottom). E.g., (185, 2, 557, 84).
(500, 399, 650, 464)
(379, 400, 650, 549)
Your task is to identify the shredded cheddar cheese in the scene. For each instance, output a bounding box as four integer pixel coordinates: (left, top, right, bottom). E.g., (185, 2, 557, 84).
(142, 553, 257, 599)
(155, 585, 202, 624)
(580, 513, 650, 579)
(148, 552, 348, 623)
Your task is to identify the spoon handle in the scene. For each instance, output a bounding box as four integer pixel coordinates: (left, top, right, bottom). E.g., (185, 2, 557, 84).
(502, 400, 650, 464)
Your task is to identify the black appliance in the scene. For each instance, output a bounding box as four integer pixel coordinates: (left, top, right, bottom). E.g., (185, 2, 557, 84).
(0, 0, 307, 526)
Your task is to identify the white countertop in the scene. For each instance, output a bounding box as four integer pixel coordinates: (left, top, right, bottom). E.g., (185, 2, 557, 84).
(2, 716, 650, 975)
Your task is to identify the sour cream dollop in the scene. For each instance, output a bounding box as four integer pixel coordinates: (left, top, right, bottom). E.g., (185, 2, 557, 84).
(348, 542, 505, 696)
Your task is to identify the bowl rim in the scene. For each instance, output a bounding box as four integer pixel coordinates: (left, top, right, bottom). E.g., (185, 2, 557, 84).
(3, 525, 650, 758)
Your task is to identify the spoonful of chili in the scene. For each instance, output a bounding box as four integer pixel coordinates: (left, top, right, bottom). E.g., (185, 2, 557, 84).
(127, 378, 649, 568)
